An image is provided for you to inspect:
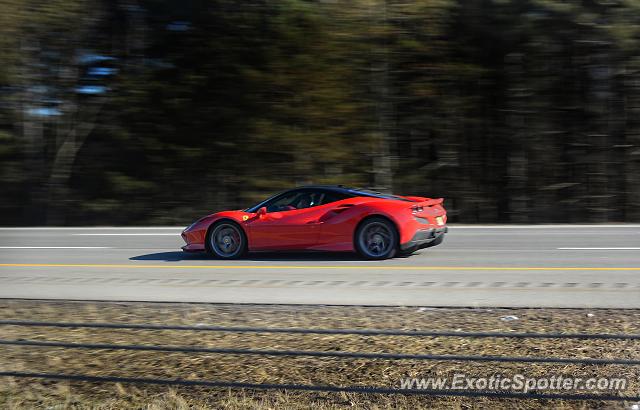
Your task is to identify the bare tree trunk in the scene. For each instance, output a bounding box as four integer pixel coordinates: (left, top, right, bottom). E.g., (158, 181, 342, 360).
(370, 0, 393, 192)
(586, 49, 615, 222)
(505, 52, 530, 223)
(20, 39, 47, 224)
(45, 105, 103, 225)
(624, 61, 640, 221)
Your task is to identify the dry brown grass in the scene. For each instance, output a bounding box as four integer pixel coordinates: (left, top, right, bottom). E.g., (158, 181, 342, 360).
(0, 300, 639, 409)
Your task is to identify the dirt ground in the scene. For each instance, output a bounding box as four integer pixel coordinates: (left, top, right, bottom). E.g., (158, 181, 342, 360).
(1, 300, 639, 409)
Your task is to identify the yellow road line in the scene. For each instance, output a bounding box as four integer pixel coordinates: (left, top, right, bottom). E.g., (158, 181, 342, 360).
(0, 263, 639, 271)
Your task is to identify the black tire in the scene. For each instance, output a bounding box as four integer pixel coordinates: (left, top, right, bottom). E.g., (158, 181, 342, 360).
(354, 217, 398, 260)
(206, 221, 247, 259)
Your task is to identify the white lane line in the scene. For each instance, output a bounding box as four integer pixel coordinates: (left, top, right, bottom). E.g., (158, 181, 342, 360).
(557, 247, 640, 250)
(453, 232, 629, 236)
(453, 224, 640, 229)
(0, 227, 182, 230)
(0, 224, 640, 231)
(0, 224, 640, 230)
(72, 233, 179, 236)
(0, 246, 111, 249)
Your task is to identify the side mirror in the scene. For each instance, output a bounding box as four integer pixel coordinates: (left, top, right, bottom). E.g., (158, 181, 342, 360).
(257, 207, 267, 218)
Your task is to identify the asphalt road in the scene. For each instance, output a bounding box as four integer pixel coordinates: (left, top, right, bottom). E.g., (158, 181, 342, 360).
(0, 225, 639, 307)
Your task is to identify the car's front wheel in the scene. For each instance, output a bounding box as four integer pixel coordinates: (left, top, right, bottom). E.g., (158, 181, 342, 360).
(355, 217, 398, 260)
(206, 221, 247, 259)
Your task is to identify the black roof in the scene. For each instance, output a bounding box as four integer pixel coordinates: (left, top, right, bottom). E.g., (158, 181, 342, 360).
(296, 184, 352, 193)
(244, 185, 409, 212)
(296, 185, 412, 202)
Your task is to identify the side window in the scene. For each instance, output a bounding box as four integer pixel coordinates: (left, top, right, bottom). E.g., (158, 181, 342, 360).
(265, 192, 302, 212)
(264, 190, 328, 212)
(291, 191, 323, 210)
(320, 192, 349, 205)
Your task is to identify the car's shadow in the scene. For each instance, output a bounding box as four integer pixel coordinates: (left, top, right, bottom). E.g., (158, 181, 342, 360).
(130, 251, 418, 262)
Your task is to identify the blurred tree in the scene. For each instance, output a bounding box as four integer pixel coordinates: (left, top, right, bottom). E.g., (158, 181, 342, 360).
(0, 0, 115, 224)
(1, 0, 640, 225)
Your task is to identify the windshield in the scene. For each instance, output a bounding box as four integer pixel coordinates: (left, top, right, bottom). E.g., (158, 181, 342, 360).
(244, 191, 283, 213)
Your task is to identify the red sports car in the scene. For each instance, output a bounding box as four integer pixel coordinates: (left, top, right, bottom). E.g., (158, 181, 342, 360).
(181, 185, 447, 259)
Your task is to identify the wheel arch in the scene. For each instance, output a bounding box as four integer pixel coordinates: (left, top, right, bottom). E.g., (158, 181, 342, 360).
(353, 214, 401, 249)
(205, 218, 248, 253)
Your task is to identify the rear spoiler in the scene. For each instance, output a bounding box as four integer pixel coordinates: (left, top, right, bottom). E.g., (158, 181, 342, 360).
(415, 198, 444, 207)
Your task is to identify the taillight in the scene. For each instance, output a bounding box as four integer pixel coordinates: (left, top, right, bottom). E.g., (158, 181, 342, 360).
(411, 206, 424, 213)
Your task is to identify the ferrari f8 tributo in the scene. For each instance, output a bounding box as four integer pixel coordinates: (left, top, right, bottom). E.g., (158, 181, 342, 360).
(181, 185, 447, 259)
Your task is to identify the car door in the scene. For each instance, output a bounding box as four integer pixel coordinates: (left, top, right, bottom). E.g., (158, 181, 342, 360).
(246, 189, 326, 250)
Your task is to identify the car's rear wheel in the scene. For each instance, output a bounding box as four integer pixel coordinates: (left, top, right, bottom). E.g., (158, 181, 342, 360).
(206, 221, 247, 259)
(355, 217, 397, 260)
